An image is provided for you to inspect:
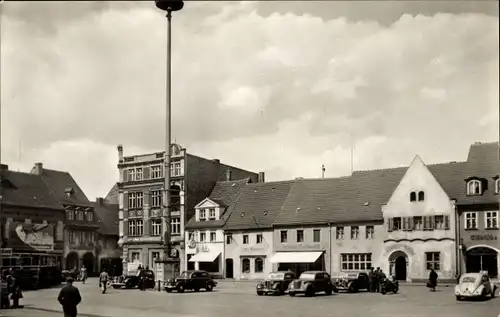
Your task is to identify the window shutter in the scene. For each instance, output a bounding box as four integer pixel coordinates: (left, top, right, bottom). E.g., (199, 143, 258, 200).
(423, 216, 428, 230)
(409, 217, 414, 230)
(123, 169, 128, 182)
(444, 215, 450, 230)
(123, 193, 129, 210)
(388, 218, 393, 232)
(430, 216, 436, 230)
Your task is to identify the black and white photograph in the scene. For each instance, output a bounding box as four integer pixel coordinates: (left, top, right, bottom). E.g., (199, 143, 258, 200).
(0, 1, 499, 316)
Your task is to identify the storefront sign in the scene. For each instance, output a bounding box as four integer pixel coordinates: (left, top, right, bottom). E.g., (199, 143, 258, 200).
(198, 244, 210, 252)
(385, 243, 415, 256)
(470, 234, 498, 241)
(278, 244, 322, 251)
(242, 246, 267, 253)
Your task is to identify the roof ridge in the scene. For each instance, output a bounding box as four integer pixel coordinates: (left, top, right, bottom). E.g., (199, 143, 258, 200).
(245, 180, 295, 186)
(215, 177, 250, 184)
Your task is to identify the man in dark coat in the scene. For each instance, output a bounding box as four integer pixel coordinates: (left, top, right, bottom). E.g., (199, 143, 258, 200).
(373, 267, 380, 292)
(57, 277, 82, 317)
(428, 269, 438, 292)
(368, 268, 374, 292)
(7, 271, 22, 308)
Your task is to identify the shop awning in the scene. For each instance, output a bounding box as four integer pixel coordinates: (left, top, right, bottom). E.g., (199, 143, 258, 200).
(270, 252, 323, 264)
(189, 252, 220, 263)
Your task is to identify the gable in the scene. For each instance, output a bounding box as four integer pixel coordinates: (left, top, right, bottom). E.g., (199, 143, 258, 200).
(195, 198, 219, 209)
(383, 155, 452, 217)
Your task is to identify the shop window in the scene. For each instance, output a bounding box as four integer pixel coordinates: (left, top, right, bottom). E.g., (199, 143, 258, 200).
(313, 229, 321, 243)
(426, 252, 440, 271)
(255, 258, 264, 273)
(410, 191, 416, 202)
(280, 231, 287, 243)
(485, 211, 499, 229)
(242, 258, 250, 273)
(336, 227, 344, 240)
(464, 212, 478, 229)
(341, 253, 371, 271)
(296, 230, 304, 243)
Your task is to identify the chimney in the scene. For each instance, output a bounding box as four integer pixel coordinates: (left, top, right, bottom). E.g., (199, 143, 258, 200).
(213, 159, 220, 164)
(117, 144, 124, 162)
(33, 162, 43, 175)
(96, 197, 105, 205)
(0, 164, 8, 172)
(226, 168, 232, 181)
(258, 172, 265, 183)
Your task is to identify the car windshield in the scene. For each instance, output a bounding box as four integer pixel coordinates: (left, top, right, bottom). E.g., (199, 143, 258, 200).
(179, 271, 190, 278)
(299, 273, 316, 280)
(461, 276, 476, 283)
(268, 273, 285, 280)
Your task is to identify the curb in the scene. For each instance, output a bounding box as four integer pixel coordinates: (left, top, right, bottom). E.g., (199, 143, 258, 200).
(24, 306, 110, 317)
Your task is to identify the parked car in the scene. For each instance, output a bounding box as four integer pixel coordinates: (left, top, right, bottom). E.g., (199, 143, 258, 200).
(110, 269, 155, 289)
(333, 272, 369, 293)
(380, 275, 399, 295)
(164, 270, 217, 293)
(455, 272, 497, 300)
(256, 271, 296, 296)
(288, 271, 334, 297)
(61, 269, 79, 282)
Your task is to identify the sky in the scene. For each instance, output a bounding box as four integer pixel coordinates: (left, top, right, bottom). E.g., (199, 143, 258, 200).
(1, 1, 499, 201)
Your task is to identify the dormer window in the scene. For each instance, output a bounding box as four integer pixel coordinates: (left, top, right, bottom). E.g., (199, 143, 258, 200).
(418, 191, 425, 201)
(199, 209, 206, 221)
(209, 208, 216, 220)
(466, 179, 482, 196)
(410, 192, 416, 202)
(65, 187, 74, 198)
(494, 177, 499, 194)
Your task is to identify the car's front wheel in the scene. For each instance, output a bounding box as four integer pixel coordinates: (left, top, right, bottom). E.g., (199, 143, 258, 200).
(177, 284, 185, 293)
(289, 292, 295, 297)
(305, 287, 315, 297)
(206, 283, 213, 292)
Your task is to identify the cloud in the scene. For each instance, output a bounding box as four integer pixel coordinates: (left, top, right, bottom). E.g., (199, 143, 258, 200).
(1, 2, 498, 199)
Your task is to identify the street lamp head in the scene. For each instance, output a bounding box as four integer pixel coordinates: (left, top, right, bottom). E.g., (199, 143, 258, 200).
(155, 0, 184, 12)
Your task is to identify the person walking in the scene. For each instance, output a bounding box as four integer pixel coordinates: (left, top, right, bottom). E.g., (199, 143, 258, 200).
(373, 268, 380, 292)
(368, 267, 374, 293)
(80, 267, 87, 284)
(57, 278, 82, 317)
(428, 268, 438, 292)
(99, 269, 109, 294)
(6, 270, 22, 308)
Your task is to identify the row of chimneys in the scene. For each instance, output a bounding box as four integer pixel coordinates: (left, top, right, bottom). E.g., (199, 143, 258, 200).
(223, 166, 265, 183)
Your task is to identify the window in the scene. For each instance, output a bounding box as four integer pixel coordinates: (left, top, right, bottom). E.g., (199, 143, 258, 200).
(171, 162, 182, 177)
(366, 226, 374, 239)
(151, 219, 162, 236)
(255, 258, 264, 273)
(128, 168, 136, 181)
(413, 216, 423, 230)
(297, 230, 304, 243)
(280, 231, 287, 243)
(242, 258, 250, 273)
(467, 180, 482, 195)
(75, 210, 84, 221)
(226, 234, 232, 244)
(243, 234, 249, 244)
(410, 191, 416, 202)
(210, 231, 216, 242)
(85, 212, 93, 222)
(209, 208, 216, 219)
(152, 252, 160, 264)
(434, 215, 445, 229)
(200, 232, 206, 242)
(485, 211, 499, 229)
(336, 227, 344, 240)
(495, 179, 499, 194)
(341, 253, 372, 271)
(67, 210, 74, 221)
(465, 212, 478, 229)
(128, 192, 144, 209)
(426, 252, 440, 271)
(392, 217, 402, 231)
(69, 231, 75, 243)
(128, 219, 144, 236)
(136, 168, 143, 181)
(351, 226, 359, 239)
(199, 209, 206, 220)
(151, 165, 162, 179)
(131, 251, 141, 262)
(313, 229, 321, 243)
(151, 190, 162, 208)
(256, 234, 263, 244)
(171, 217, 181, 235)
(418, 191, 425, 201)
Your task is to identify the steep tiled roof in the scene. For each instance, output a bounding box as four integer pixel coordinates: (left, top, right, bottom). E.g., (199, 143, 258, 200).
(224, 180, 295, 231)
(104, 183, 119, 204)
(92, 200, 119, 235)
(37, 169, 93, 207)
(0, 169, 63, 210)
(186, 178, 249, 230)
(467, 141, 499, 162)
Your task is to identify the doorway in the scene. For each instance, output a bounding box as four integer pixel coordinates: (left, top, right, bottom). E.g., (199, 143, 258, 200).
(395, 256, 407, 281)
(82, 252, 95, 276)
(466, 247, 498, 278)
(226, 258, 234, 278)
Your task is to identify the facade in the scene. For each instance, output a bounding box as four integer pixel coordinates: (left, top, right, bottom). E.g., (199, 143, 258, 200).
(185, 178, 251, 278)
(30, 163, 101, 275)
(116, 144, 258, 275)
(92, 198, 122, 276)
(223, 180, 294, 280)
(0, 163, 65, 269)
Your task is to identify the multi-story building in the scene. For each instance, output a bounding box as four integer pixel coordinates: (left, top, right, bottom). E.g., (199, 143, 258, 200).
(116, 144, 258, 275)
(455, 142, 500, 278)
(223, 180, 294, 280)
(31, 163, 100, 275)
(92, 197, 122, 276)
(184, 177, 252, 277)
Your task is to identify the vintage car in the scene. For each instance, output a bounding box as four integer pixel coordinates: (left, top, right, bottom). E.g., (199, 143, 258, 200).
(332, 272, 369, 293)
(110, 269, 156, 289)
(455, 272, 497, 300)
(164, 270, 217, 293)
(288, 271, 334, 297)
(256, 271, 296, 296)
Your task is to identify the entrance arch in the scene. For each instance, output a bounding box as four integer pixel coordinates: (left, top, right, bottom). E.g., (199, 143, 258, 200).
(226, 258, 234, 278)
(466, 246, 498, 278)
(82, 252, 95, 275)
(389, 251, 409, 281)
(65, 252, 79, 270)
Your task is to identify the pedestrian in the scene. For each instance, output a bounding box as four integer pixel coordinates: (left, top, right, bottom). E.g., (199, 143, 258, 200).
(428, 268, 438, 292)
(80, 266, 87, 284)
(57, 277, 81, 317)
(374, 267, 380, 292)
(6, 270, 22, 309)
(368, 267, 374, 292)
(99, 269, 109, 294)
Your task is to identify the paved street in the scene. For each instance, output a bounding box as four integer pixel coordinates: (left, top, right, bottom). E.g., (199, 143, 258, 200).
(1, 279, 499, 317)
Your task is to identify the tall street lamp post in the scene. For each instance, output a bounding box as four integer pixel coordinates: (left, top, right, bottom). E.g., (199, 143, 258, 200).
(155, 0, 184, 280)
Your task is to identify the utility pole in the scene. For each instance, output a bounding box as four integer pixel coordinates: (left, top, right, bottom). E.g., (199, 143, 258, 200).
(321, 165, 325, 178)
